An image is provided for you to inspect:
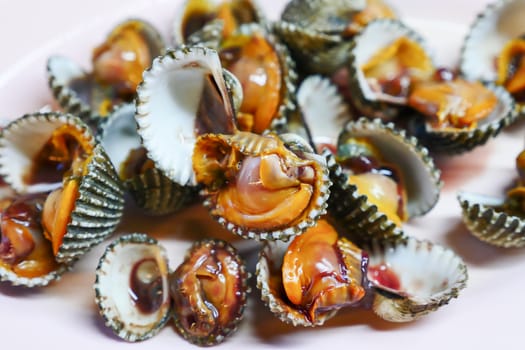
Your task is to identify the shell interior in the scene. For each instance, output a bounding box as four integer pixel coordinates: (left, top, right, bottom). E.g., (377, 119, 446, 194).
(460, 0, 525, 82)
(94, 233, 172, 342)
(366, 237, 468, 322)
(135, 46, 236, 186)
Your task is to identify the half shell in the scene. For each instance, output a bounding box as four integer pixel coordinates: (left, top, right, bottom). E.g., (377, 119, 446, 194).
(328, 118, 442, 246)
(47, 18, 165, 122)
(365, 237, 468, 322)
(346, 19, 435, 119)
(135, 46, 237, 187)
(192, 132, 331, 241)
(0, 112, 125, 263)
(98, 104, 198, 215)
(94, 233, 172, 341)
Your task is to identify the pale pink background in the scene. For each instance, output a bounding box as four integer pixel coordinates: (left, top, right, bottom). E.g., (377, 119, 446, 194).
(1, 0, 523, 349)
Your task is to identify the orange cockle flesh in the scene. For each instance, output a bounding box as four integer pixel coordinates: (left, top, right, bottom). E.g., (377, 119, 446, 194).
(0, 194, 60, 278)
(362, 36, 434, 100)
(92, 21, 152, 98)
(282, 220, 366, 321)
(344, 0, 397, 36)
(408, 79, 497, 129)
(220, 33, 282, 133)
(216, 153, 315, 230)
(170, 242, 244, 338)
(496, 37, 525, 97)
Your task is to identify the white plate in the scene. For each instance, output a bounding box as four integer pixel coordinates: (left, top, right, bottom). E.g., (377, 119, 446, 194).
(0, 0, 524, 348)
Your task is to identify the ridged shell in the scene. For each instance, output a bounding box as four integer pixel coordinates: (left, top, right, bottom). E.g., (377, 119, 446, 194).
(94, 233, 172, 342)
(256, 240, 338, 326)
(98, 104, 198, 216)
(0, 261, 70, 288)
(328, 117, 442, 246)
(365, 237, 468, 322)
(135, 46, 237, 187)
(47, 18, 165, 122)
(408, 84, 517, 154)
(346, 19, 434, 119)
(193, 132, 331, 241)
(295, 75, 352, 149)
(0, 112, 125, 264)
(218, 23, 298, 134)
(172, 0, 266, 46)
(172, 239, 249, 346)
(458, 191, 525, 248)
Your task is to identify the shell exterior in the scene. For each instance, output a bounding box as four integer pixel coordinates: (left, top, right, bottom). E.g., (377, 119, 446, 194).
(365, 237, 468, 322)
(171, 239, 249, 346)
(458, 191, 525, 248)
(346, 19, 435, 119)
(409, 84, 517, 154)
(217, 23, 298, 134)
(0, 112, 125, 264)
(98, 104, 198, 216)
(295, 75, 352, 149)
(47, 18, 165, 122)
(328, 118, 442, 246)
(193, 132, 331, 241)
(135, 46, 237, 187)
(172, 0, 266, 46)
(94, 233, 172, 342)
(256, 240, 339, 326)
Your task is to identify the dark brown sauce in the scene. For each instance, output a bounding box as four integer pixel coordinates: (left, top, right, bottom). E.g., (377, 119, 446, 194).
(129, 258, 164, 314)
(182, 12, 216, 41)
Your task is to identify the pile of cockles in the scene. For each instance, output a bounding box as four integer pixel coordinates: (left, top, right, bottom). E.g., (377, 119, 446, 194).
(3, 0, 525, 347)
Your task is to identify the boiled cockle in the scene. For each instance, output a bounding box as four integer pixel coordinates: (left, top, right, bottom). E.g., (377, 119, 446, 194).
(256, 218, 369, 326)
(0, 112, 125, 265)
(192, 131, 331, 241)
(171, 239, 249, 346)
(47, 19, 165, 121)
(218, 24, 296, 134)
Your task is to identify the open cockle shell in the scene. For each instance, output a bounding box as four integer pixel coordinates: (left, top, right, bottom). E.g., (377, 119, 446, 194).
(192, 131, 331, 241)
(94, 233, 172, 342)
(346, 19, 435, 119)
(408, 84, 517, 154)
(365, 237, 468, 322)
(458, 191, 525, 248)
(135, 46, 237, 187)
(171, 239, 249, 346)
(217, 23, 298, 134)
(0, 112, 125, 263)
(47, 18, 165, 122)
(172, 0, 266, 46)
(328, 118, 442, 246)
(98, 104, 199, 215)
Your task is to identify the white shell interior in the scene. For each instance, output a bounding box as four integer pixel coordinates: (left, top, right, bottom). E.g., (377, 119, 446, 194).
(343, 120, 440, 218)
(353, 20, 434, 102)
(297, 75, 350, 147)
(457, 191, 505, 207)
(99, 104, 141, 171)
(368, 239, 465, 301)
(0, 114, 91, 193)
(96, 239, 171, 340)
(461, 0, 525, 82)
(47, 55, 86, 85)
(135, 47, 234, 186)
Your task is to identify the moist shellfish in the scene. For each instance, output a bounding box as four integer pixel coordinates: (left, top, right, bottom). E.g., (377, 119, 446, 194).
(0, 112, 125, 265)
(47, 19, 165, 122)
(256, 218, 369, 326)
(95, 233, 249, 345)
(192, 131, 331, 241)
(328, 117, 441, 246)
